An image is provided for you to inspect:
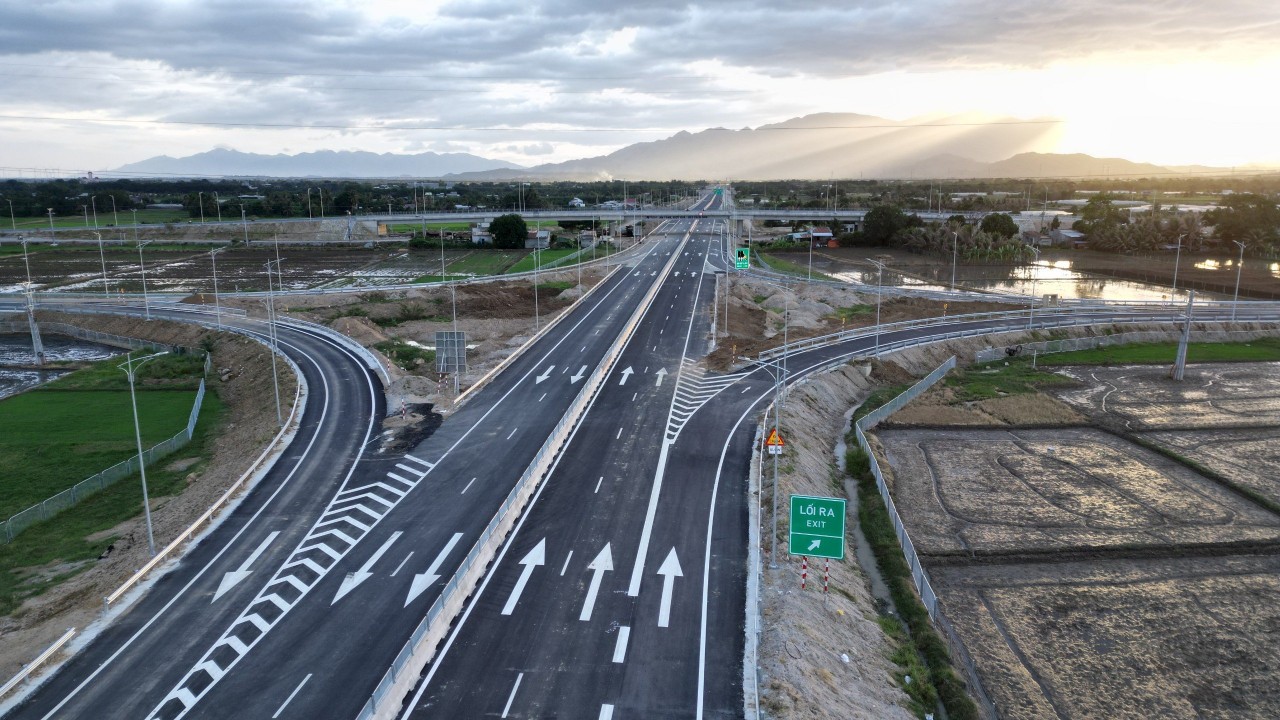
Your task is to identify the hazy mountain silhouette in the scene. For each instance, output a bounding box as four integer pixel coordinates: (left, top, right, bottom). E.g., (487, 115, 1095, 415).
(111, 114, 1191, 180)
(113, 148, 522, 177)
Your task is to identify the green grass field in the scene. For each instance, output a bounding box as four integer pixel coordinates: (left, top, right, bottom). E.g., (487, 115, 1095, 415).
(0, 353, 208, 518)
(759, 252, 836, 281)
(446, 251, 524, 275)
(1035, 338, 1280, 366)
(0, 352, 220, 614)
(8, 209, 193, 231)
(388, 221, 477, 233)
(505, 249, 579, 274)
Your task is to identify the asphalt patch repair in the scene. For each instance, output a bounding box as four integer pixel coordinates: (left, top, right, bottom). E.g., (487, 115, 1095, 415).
(873, 361, 1280, 719)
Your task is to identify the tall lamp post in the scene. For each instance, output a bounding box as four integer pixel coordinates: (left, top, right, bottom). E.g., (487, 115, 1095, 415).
(1171, 233, 1184, 298)
(264, 259, 284, 426)
(951, 231, 959, 290)
(742, 354, 788, 568)
(1231, 240, 1246, 321)
(210, 247, 226, 328)
(533, 221, 541, 331)
(866, 258, 886, 353)
(213, 192, 222, 222)
(119, 350, 169, 557)
(197, 192, 205, 224)
(93, 231, 109, 296)
(1027, 245, 1041, 330)
(138, 239, 153, 320)
(6, 199, 14, 230)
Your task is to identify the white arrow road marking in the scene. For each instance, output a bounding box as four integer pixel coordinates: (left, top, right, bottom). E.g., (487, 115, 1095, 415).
(501, 538, 546, 615)
(213, 531, 280, 602)
(570, 365, 588, 383)
(332, 531, 402, 605)
(618, 367, 634, 385)
(657, 548, 683, 628)
(655, 368, 668, 387)
(535, 365, 554, 383)
(405, 532, 464, 606)
(579, 543, 613, 622)
(808, 539, 821, 551)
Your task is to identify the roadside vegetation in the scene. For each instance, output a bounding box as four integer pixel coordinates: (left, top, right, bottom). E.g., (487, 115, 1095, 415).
(0, 353, 221, 615)
(757, 252, 837, 281)
(845, 445, 980, 720)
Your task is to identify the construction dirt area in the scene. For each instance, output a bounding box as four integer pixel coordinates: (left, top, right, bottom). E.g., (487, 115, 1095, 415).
(873, 359, 1280, 718)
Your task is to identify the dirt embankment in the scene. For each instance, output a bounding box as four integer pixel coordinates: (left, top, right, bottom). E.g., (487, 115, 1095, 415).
(246, 267, 607, 410)
(0, 312, 297, 681)
(758, 361, 916, 720)
(707, 275, 1021, 370)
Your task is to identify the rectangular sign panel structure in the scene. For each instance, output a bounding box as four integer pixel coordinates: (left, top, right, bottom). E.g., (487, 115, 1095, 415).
(435, 331, 467, 374)
(764, 427, 785, 456)
(734, 248, 750, 270)
(788, 494, 846, 559)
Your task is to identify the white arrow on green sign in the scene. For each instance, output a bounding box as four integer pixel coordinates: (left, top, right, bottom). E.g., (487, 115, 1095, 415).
(734, 248, 750, 270)
(788, 494, 846, 560)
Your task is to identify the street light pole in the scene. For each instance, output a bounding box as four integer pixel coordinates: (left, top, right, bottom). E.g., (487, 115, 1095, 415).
(210, 247, 225, 328)
(120, 350, 169, 557)
(6, 199, 13, 230)
(197, 191, 205, 224)
(240, 206, 249, 245)
(94, 231, 108, 296)
(214, 192, 222, 222)
(138, 240, 153, 320)
(533, 221, 541, 331)
(264, 260, 284, 426)
(1232, 240, 1246, 321)
(91, 196, 99, 230)
(866, 259, 886, 353)
(109, 196, 119, 229)
(951, 231, 959, 290)
(1027, 246, 1041, 330)
(1171, 233, 1184, 297)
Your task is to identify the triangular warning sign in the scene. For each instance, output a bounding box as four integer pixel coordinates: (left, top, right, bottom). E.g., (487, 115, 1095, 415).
(765, 428, 785, 447)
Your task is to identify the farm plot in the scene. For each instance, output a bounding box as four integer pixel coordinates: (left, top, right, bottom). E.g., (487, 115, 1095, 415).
(1144, 427, 1280, 508)
(931, 554, 1280, 720)
(877, 427, 1280, 556)
(1052, 362, 1280, 430)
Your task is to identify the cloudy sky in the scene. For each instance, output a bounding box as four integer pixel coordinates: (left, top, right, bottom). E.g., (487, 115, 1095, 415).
(2, 0, 1278, 173)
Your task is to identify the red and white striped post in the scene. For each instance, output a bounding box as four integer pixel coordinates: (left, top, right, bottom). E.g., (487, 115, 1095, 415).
(823, 559, 829, 594)
(801, 556, 808, 590)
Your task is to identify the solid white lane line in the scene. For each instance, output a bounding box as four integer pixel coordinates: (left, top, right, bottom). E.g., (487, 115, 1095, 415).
(560, 551, 574, 576)
(582, 345, 587, 352)
(389, 551, 414, 578)
(612, 627, 631, 663)
(599, 704, 615, 720)
(461, 477, 476, 494)
(506, 427, 518, 440)
(502, 673, 523, 718)
(595, 477, 603, 493)
(616, 427, 623, 439)
(271, 673, 312, 718)
(539, 393, 547, 402)
(632, 392, 637, 402)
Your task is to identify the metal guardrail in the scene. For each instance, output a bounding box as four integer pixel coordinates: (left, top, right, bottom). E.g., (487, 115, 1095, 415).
(756, 303, 1280, 364)
(2, 376, 208, 545)
(354, 224, 694, 720)
(0, 628, 76, 700)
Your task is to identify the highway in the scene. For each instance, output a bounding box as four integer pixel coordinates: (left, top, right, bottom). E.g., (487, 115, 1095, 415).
(4, 186, 1278, 720)
(1, 195, 724, 719)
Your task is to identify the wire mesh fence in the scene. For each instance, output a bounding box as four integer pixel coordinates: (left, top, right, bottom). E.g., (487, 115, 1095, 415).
(853, 356, 999, 719)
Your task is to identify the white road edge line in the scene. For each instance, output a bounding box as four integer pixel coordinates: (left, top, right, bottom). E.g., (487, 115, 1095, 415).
(501, 673, 523, 718)
(271, 673, 312, 719)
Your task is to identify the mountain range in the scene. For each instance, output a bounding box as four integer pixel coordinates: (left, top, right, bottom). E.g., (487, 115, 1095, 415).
(110, 113, 1213, 181)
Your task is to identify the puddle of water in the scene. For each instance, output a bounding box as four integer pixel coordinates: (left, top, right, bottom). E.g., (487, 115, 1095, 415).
(0, 334, 124, 400)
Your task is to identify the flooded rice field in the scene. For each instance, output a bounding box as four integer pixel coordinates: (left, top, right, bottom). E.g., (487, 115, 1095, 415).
(0, 334, 123, 399)
(874, 361, 1280, 719)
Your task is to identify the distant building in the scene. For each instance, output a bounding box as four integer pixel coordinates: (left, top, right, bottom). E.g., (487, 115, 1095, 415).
(579, 229, 598, 248)
(471, 222, 492, 245)
(525, 228, 551, 249)
(811, 226, 834, 248)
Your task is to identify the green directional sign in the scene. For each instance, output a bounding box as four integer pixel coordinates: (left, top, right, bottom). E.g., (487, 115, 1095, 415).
(734, 247, 750, 270)
(789, 495, 846, 559)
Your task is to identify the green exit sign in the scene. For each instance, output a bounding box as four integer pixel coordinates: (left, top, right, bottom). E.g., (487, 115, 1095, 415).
(788, 495, 846, 560)
(734, 247, 750, 270)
